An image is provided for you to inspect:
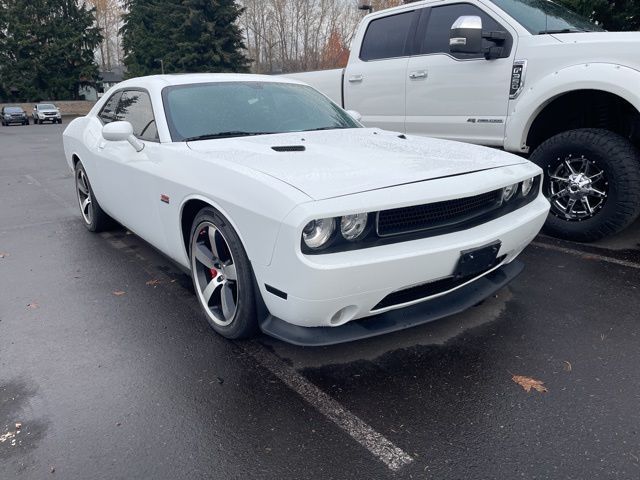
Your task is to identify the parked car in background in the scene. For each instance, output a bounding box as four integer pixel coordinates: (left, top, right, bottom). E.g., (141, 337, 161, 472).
(63, 74, 549, 346)
(1, 106, 29, 126)
(33, 103, 62, 124)
(285, 0, 640, 243)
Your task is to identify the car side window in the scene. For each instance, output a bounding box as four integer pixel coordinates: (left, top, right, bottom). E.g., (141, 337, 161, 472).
(98, 92, 122, 124)
(419, 3, 508, 59)
(360, 11, 417, 61)
(115, 90, 159, 142)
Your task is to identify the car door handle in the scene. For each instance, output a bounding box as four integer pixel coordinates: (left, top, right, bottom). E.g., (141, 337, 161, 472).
(409, 70, 427, 80)
(348, 74, 363, 83)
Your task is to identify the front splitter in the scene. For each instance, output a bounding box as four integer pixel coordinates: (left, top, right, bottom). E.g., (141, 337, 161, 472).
(259, 260, 524, 347)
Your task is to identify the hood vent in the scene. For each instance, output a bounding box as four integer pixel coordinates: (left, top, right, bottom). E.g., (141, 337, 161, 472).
(271, 145, 306, 152)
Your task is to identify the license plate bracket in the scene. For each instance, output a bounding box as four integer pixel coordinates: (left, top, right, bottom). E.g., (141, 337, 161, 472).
(455, 241, 501, 278)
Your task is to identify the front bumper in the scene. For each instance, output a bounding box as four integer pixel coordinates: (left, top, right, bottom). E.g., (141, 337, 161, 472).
(253, 192, 548, 330)
(260, 260, 523, 346)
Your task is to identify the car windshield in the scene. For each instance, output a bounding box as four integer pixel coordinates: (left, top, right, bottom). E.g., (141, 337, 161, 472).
(162, 81, 360, 141)
(490, 0, 602, 34)
(38, 104, 56, 109)
(5, 107, 22, 113)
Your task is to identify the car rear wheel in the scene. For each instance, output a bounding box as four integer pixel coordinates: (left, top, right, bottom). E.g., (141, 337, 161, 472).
(189, 208, 258, 339)
(75, 161, 114, 232)
(531, 129, 640, 242)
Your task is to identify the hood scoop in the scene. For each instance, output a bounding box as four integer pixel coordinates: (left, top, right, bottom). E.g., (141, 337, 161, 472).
(271, 145, 306, 152)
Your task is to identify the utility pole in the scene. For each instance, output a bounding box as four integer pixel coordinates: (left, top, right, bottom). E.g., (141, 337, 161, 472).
(156, 58, 165, 75)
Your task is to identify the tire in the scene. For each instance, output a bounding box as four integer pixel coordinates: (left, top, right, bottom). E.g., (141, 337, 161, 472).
(189, 207, 258, 339)
(530, 128, 640, 242)
(58, 119, 63, 124)
(74, 161, 114, 232)
(34, 118, 38, 124)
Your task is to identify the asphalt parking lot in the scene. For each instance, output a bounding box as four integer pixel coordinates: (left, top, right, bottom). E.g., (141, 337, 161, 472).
(1, 121, 640, 480)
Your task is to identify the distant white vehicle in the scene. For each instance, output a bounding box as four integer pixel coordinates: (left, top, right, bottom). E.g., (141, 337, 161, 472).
(33, 103, 62, 124)
(62, 73, 548, 346)
(286, 0, 640, 242)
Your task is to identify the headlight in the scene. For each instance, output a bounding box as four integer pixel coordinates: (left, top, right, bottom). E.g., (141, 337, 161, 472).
(340, 213, 368, 241)
(302, 218, 335, 250)
(521, 177, 535, 196)
(502, 183, 518, 202)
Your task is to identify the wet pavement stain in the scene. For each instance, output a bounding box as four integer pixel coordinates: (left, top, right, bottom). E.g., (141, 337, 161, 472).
(0, 379, 48, 461)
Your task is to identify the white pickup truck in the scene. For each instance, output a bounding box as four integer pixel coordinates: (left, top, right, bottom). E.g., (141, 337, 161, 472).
(286, 0, 640, 242)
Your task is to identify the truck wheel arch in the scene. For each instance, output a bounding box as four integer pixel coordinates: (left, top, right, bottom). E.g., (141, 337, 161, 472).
(505, 63, 640, 153)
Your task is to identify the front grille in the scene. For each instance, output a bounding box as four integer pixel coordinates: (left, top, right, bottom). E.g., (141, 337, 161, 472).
(372, 255, 506, 311)
(376, 189, 502, 237)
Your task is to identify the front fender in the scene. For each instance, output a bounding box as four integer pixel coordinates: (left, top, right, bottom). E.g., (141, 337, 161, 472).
(505, 63, 640, 152)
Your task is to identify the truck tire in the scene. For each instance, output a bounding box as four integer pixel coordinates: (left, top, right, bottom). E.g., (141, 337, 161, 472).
(530, 129, 640, 242)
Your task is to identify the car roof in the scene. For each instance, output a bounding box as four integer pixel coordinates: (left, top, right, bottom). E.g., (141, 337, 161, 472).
(114, 73, 306, 90)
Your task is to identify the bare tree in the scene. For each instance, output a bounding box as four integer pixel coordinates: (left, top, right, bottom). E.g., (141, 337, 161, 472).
(239, 0, 367, 74)
(85, 0, 125, 70)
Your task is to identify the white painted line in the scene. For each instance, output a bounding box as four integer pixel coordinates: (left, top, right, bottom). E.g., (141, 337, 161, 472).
(100, 231, 414, 472)
(244, 341, 414, 471)
(532, 241, 640, 270)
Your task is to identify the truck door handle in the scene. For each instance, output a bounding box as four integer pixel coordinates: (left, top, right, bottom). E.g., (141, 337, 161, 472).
(348, 74, 363, 83)
(409, 70, 427, 80)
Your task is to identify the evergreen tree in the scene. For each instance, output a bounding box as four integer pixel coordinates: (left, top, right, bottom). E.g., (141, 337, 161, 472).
(121, 0, 249, 77)
(0, 0, 102, 101)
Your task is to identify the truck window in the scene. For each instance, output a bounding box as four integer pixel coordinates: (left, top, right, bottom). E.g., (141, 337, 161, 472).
(419, 4, 508, 59)
(360, 11, 416, 61)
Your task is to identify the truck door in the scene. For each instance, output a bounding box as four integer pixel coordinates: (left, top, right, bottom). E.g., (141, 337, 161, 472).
(405, 2, 516, 146)
(344, 9, 420, 132)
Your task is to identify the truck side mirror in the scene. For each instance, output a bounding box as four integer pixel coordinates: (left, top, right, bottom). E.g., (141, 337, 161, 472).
(450, 16, 483, 55)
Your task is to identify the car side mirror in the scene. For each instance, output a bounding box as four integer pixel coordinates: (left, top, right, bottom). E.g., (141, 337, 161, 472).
(346, 110, 362, 122)
(450, 15, 483, 55)
(102, 121, 144, 152)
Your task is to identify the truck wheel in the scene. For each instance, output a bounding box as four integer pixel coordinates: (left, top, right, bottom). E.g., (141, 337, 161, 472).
(531, 129, 640, 242)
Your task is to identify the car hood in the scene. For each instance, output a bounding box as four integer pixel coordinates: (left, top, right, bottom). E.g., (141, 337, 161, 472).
(187, 129, 527, 200)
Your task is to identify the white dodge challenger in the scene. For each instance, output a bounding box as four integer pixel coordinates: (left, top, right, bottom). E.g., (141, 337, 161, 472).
(63, 74, 549, 346)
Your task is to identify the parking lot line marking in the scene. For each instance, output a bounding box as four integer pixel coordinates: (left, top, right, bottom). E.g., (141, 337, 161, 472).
(98, 231, 415, 472)
(532, 241, 640, 270)
(244, 341, 414, 471)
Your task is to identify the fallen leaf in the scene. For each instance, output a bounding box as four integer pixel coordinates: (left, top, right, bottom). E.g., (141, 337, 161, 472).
(15, 422, 22, 431)
(112, 291, 126, 296)
(563, 361, 572, 372)
(50, 466, 56, 474)
(0, 252, 7, 259)
(512, 374, 548, 393)
(27, 302, 39, 310)
(146, 279, 161, 286)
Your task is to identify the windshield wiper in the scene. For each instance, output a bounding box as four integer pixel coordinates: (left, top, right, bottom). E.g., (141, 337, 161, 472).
(301, 126, 349, 132)
(538, 28, 591, 34)
(183, 131, 276, 141)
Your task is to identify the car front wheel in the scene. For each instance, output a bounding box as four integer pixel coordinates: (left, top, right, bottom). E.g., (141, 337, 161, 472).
(75, 161, 114, 232)
(189, 208, 258, 339)
(531, 128, 640, 242)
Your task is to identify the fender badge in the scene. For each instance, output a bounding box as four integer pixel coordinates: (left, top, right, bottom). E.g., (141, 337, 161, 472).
(160, 194, 170, 204)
